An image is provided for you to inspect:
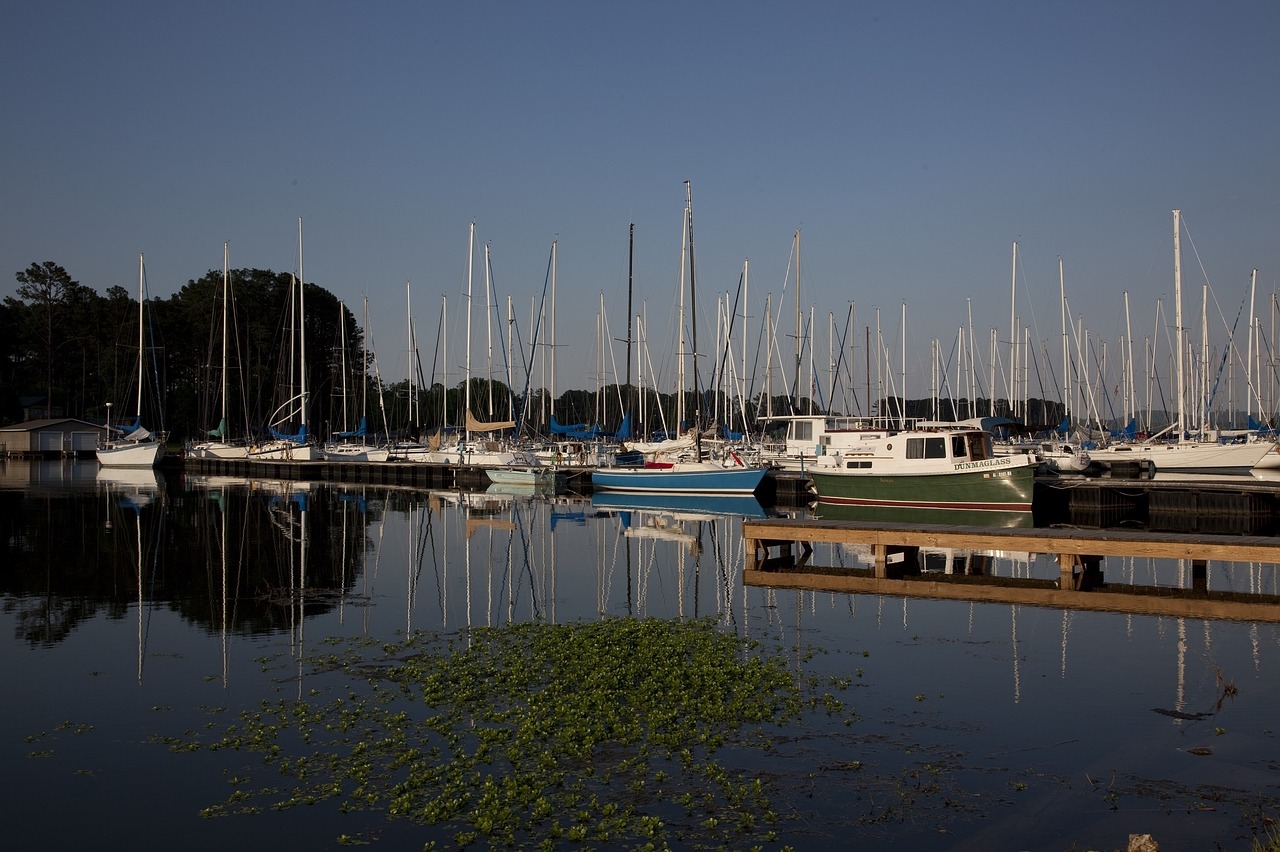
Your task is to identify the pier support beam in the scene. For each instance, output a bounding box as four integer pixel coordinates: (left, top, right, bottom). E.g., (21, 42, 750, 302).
(1058, 553, 1103, 590)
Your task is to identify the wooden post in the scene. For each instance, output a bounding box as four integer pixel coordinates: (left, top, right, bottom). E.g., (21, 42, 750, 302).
(1058, 553, 1078, 590)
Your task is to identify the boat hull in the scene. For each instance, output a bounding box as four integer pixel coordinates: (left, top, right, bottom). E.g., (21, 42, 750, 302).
(188, 441, 249, 460)
(247, 441, 321, 462)
(485, 467, 563, 489)
(322, 444, 390, 463)
(810, 461, 1036, 512)
(96, 439, 165, 468)
(592, 491, 769, 519)
(591, 464, 766, 495)
(1088, 440, 1277, 473)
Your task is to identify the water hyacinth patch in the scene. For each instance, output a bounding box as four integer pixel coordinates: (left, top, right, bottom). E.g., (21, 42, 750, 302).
(168, 617, 816, 848)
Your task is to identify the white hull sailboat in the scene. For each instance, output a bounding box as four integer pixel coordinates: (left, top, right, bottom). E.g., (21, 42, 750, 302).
(98, 254, 166, 468)
(1087, 437, 1277, 473)
(251, 219, 320, 463)
(1087, 211, 1280, 475)
(190, 242, 248, 460)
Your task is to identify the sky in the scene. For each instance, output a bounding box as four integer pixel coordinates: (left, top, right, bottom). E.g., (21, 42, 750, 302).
(4, 1, 1279, 404)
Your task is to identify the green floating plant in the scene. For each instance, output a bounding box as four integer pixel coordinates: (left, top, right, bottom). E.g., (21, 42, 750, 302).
(172, 616, 810, 848)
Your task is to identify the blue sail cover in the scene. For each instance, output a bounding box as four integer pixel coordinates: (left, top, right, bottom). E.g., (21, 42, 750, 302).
(550, 416, 602, 440)
(1107, 418, 1137, 440)
(612, 411, 632, 441)
(335, 416, 368, 439)
(269, 423, 308, 444)
(110, 416, 142, 436)
(1055, 416, 1070, 436)
(550, 416, 587, 435)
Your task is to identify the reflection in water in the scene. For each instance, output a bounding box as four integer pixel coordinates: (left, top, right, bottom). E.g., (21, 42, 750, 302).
(6, 462, 1280, 848)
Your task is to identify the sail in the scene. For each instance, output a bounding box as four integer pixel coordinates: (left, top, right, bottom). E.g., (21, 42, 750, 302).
(207, 417, 228, 439)
(465, 410, 516, 433)
(123, 425, 153, 441)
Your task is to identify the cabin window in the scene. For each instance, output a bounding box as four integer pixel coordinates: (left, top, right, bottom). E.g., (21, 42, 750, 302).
(844, 460, 871, 469)
(793, 421, 813, 441)
(966, 432, 988, 461)
(952, 435, 967, 459)
(906, 437, 945, 459)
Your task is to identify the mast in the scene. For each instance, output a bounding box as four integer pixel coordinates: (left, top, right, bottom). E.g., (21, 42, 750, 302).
(1059, 257, 1068, 428)
(1248, 268, 1258, 424)
(626, 223, 634, 415)
(685, 180, 702, 453)
(297, 218, 308, 437)
(900, 302, 906, 428)
(484, 241, 494, 418)
(1124, 290, 1134, 427)
(1173, 209, 1185, 442)
(550, 239, 558, 428)
(677, 199, 688, 433)
(465, 222, 474, 441)
(794, 229, 802, 414)
(361, 297, 369, 433)
(338, 300, 348, 434)
(1009, 241, 1018, 418)
(220, 242, 229, 430)
(136, 253, 145, 420)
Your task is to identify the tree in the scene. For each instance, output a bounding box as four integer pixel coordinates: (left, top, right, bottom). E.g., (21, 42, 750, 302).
(13, 261, 83, 418)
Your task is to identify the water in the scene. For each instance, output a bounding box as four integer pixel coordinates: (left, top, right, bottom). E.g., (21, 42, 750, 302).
(3, 459, 1279, 850)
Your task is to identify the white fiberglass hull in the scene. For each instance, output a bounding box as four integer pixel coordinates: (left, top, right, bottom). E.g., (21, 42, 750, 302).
(188, 441, 249, 460)
(323, 444, 390, 463)
(247, 441, 321, 462)
(97, 439, 165, 468)
(1088, 439, 1277, 473)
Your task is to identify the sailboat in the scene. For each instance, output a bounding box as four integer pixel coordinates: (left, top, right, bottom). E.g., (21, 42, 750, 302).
(190, 242, 248, 459)
(1087, 211, 1280, 474)
(323, 299, 390, 462)
(97, 254, 166, 468)
(592, 182, 768, 496)
(249, 218, 320, 462)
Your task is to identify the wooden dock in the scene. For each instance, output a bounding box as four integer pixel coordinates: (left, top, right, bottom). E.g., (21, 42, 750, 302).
(743, 517, 1280, 622)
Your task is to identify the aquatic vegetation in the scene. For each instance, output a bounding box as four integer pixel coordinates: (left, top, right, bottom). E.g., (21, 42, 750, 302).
(167, 617, 815, 847)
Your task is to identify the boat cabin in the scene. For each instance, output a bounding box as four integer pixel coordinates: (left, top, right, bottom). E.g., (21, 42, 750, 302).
(829, 426, 995, 471)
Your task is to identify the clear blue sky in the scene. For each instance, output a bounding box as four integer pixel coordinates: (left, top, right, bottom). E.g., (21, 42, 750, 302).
(5, 1, 1279, 403)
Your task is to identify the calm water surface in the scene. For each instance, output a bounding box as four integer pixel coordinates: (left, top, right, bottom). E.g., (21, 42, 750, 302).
(3, 460, 1279, 850)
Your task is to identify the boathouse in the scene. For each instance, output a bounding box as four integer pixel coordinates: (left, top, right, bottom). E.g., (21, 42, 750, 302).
(0, 418, 107, 458)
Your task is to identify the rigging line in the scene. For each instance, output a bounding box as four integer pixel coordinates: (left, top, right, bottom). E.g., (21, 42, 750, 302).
(516, 243, 555, 437)
(712, 269, 746, 411)
(483, 247, 515, 419)
(1205, 290, 1248, 414)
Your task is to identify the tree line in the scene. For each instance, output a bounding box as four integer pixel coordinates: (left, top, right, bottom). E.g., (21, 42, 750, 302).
(4, 260, 1067, 444)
